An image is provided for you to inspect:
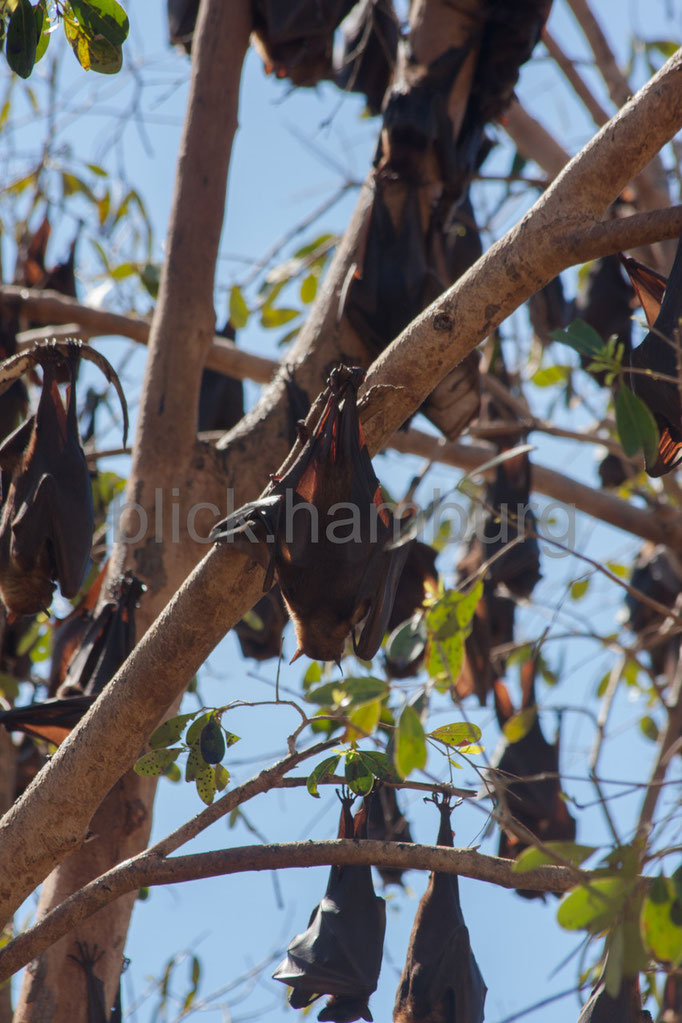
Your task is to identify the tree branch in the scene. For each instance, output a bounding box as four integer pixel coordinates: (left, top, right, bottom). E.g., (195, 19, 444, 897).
(0, 840, 576, 982)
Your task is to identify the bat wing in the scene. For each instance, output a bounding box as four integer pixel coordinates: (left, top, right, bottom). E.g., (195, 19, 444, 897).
(0, 695, 94, 743)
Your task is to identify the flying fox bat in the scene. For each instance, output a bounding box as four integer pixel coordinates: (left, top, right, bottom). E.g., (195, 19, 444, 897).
(334, 0, 399, 116)
(478, 445, 541, 598)
(69, 942, 123, 1023)
(0, 572, 143, 745)
(384, 541, 438, 680)
(620, 254, 667, 329)
(212, 365, 412, 664)
(492, 661, 575, 898)
(0, 342, 127, 618)
(393, 796, 486, 1023)
(48, 563, 107, 695)
(198, 320, 244, 434)
(626, 234, 682, 475)
(364, 784, 413, 887)
(252, 0, 355, 87)
(167, 0, 198, 52)
(234, 585, 288, 661)
(273, 794, 386, 1022)
(624, 543, 682, 677)
(578, 973, 652, 1023)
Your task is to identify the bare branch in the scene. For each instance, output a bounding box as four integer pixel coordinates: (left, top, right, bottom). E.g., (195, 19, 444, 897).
(542, 29, 609, 127)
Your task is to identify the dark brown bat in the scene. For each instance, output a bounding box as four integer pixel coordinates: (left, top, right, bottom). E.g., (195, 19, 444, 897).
(627, 234, 682, 476)
(198, 321, 244, 433)
(624, 543, 682, 677)
(384, 541, 438, 679)
(333, 0, 399, 116)
(0, 572, 143, 745)
(492, 661, 575, 898)
(48, 563, 107, 695)
(234, 585, 288, 661)
(620, 254, 667, 329)
(528, 275, 571, 348)
(660, 973, 682, 1022)
(394, 795, 486, 1023)
(574, 254, 635, 384)
(212, 365, 412, 664)
(69, 942, 123, 1023)
(252, 0, 355, 87)
(578, 973, 652, 1023)
(273, 794, 386, 1022)
(364, 784, 413, 886)
(167, 0, 198, 52)
(0, 342, 127, 618)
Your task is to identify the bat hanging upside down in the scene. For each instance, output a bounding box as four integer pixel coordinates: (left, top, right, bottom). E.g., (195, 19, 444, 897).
(211, 365, 413, 664)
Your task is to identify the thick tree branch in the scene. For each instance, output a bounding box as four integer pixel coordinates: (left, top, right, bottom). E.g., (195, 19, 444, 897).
(0, 840, 575, 982)
(1, 46, 680, 931)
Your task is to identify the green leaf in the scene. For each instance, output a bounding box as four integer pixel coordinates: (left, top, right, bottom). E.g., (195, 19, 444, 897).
(604, 926, 624, 998)
(503, 707, 537, 743)
(356, 750, 399, 782)
(214, 763, 230, 791)
(531, 365, 571, 387)
(34, 1, 49, 63)
(426, 632, 464, 689)
(186, 712, 212, 747)
(300, 273, 317, 304)
(429, 722, 482, 747)
(557, 878, 627, 932)
(134, 748, 182, 777)
(455, 581, 483, 630)
(345, 699, 381, 742)
(149, 712, 197, 749)
(260, 306, 299, 328)
(229, 285, 249, 329)
(648, 39, 679, 59)
(639, 715, 659, 743)
(185, 740, 204, 782)
(195, 765, 216, 805)
(513, 842, 597, 873)
(69, 0, 129, 44)
(570, 577, 590, 600)
(306, 676, 389, 708)
(345, 750, 374, 795)
(550, 318, 605, 358)
(306, 755, 340, 797)
(614, 384, 659, 464)
(140, 262, 160, 298)
(394, 704, 427, 778)
(6, 0, 37, 78)
(641, 877, 682, 964)
(163, 763, 181, 783)
(384, 618, 426, 672)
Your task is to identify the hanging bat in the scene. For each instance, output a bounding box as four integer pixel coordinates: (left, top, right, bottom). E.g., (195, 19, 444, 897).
(384, 541, 438, 680)
(454, 583, 516, 706)
(624, 543, 682, 677)
(0, 342, 127, 618)
(0, 572, 143, 745)
(627, 233, 682, 476)
(234, 585, 288, 661)
(48, 562, 107, 695)
(394, 795, 486, 1023)
(198, 320, 244, 434)
(252, 0, 355, 87)
(578, 972, 652, 1023)
(620, 254, 667, 329)
(364, 784, 413, 887)
(69, 942, 123, 1023)
(528, 275, 571, 348)
(167, 0, 198, 52)
(273, 793, 386, 1022)
(333, 0, 399, 116)
(478, 445, 541, 598)
(492, 660, 575, 898)
(212, 365, 412, 664)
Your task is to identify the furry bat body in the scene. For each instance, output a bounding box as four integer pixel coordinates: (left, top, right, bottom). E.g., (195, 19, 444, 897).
(492, 662, 575, 898)
(0, 342, 127, 618)
(393, 797, 486, 1023)
(273, 795, 386, 1022)
(212, 365, 411, 663)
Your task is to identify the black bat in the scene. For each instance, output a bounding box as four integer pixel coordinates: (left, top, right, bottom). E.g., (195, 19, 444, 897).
(624, 543, 681, 677)
(234, 585, 288, 661)
(578, 973, 652, 1023)
(364, 784, 413, 886)
(394, 795, 486, 1023)
(273, 794, 386, 1022)
(48, 563, 107, 696)
(167, 0, 198, 52)
(454, 583, 515, 706)
(528, 274, 571, 348)
(0, 572, 143, 745)
(198, 320, 244, 434)
(492, 660, 576, 898)
(627, 233, 682, 476)
(0, 342, 128, 618)
(333, 0, 399, 116)
(69, 942, 123, 1023)
(212, 365, 412, 664)
(384, 541, 438, 679)
(574, 254, 635, 384)
(252, 0, 355, 87)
